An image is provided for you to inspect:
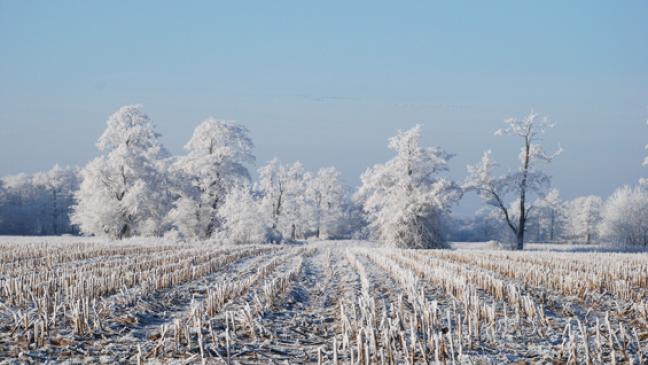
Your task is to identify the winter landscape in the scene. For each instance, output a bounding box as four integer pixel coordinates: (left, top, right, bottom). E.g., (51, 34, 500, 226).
(1, 1, 648, 364)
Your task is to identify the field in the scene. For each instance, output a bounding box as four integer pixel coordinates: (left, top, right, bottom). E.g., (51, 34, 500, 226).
(0, 238, 647, 364)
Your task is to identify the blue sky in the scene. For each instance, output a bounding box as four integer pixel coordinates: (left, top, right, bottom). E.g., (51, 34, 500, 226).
(1, 1, 647, 214)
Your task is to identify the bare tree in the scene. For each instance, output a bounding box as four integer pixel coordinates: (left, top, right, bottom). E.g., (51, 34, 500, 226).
(464, 112, 561, 250)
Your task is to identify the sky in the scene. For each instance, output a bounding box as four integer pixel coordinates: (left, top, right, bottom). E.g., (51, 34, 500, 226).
(1, 1, 647, 215)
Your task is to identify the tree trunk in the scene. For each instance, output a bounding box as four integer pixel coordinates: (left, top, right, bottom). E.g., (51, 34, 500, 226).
(516, 138, 531, 250)
(52, 189, 58, 235)
(516, 228, 524, 250)
(316, 194, 322, 239)
(117, 224, 129, 240)
(549, 211, 555, 242)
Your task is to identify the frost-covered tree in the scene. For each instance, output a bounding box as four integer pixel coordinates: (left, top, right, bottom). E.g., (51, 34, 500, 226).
(0, 167, 80, 235)
(338, 200, 369, 240)
(72, 105, 172, 239)
(0, 173, 43, 234)
(479, 207, 516, 242)
(641, 119, 648, 186)
(464, 112, 561, 250)
(305, 167, 347, 239)
(445, 207, 509, 242)
(0, 180, 5, 227)
(533, 189, 565, 242)
(565, 195, 603, 244)
(282, 162, 312, 240)
(257, 160, 312, 241)
(601, 186, 648, 246)
(217, 186, 269, 244)
(257, 159, 285, 237)
(166, 119, 254, 240)
(32, 165, 80, 235)
(355, 125, 462, 249)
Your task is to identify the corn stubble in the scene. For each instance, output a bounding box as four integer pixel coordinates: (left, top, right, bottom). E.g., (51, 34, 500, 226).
(0, 238, 646, 364)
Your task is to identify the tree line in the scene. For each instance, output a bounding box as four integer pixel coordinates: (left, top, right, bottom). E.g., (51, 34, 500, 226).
(0, 105, 646, 249)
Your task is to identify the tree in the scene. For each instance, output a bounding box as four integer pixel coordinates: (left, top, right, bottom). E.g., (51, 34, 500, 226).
(305, 167, 347, 239)
(71, 105, 172, 239)
(257, 159, 312, 241)
(337, 200, 369, 240)
(641, 119, 648, 186)
(257, 159, 285, 237)
(166, 119, 254, 240)
(0, 180, 5, 228)
(32, 165, 79, 235)
(0, 173, 43, 234)
(565, 195, 603, 243)
(533, 188, 564, 242)
(464, 112, 561, 250)
(281, 162, 311, 240)
(600, 186, 648, 246)
(478, 207, 516, 242)
(445, 207, 509, 243)
(355, 124, 461, 249)
(217, 186, 269, 244)
(0, 167, 80, 235)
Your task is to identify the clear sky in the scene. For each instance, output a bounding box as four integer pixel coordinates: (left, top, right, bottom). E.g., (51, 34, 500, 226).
(1, 1, 647, 215)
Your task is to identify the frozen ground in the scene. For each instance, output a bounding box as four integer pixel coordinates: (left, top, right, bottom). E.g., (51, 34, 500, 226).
(0, 237, 646, 364)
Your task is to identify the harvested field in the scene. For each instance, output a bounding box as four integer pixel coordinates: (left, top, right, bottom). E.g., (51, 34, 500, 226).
(0, 237, 647, 364)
